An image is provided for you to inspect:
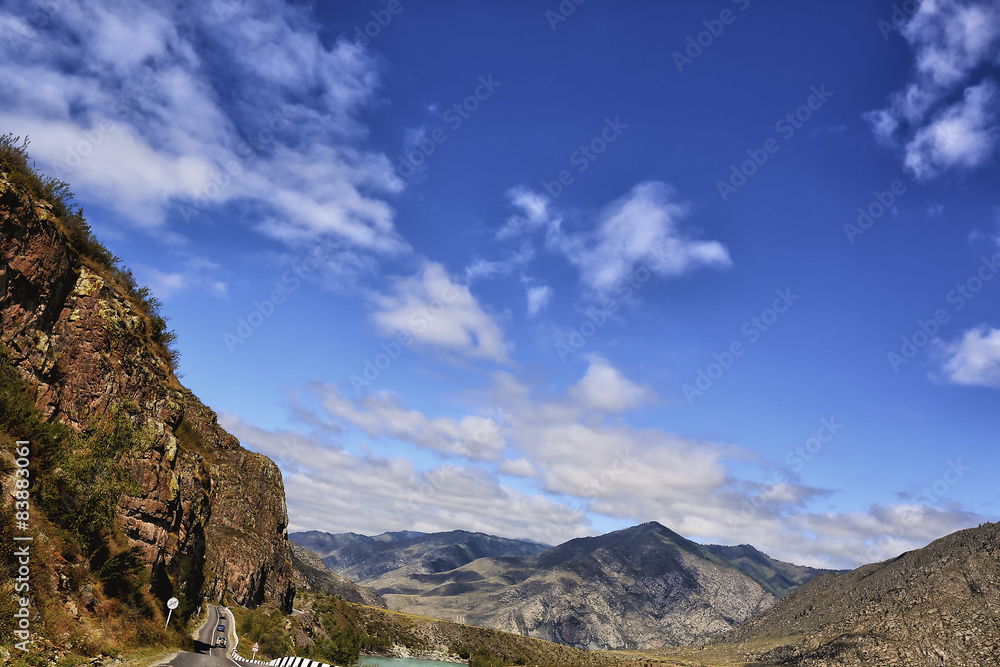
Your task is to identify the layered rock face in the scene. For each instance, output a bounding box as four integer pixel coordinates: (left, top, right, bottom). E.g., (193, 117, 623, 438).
(0, 172, 294, 611)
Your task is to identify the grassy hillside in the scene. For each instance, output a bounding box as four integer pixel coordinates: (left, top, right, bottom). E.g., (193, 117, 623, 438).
(290, 543, 387, 608)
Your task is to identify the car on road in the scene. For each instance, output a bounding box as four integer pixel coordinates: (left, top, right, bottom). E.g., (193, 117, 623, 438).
(216, 636, 227, 648)
(217, 624, 225, 632)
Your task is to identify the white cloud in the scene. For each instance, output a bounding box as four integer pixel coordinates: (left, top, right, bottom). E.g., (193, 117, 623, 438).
(219, 413, 585, 544)
(866, 0, 1000, 177)
(139, 267, 226, 299)
(139, 268, 188, 299)
(0, 0, 406, 253)
(224, 355, 987, 569)
(567, 355, 654, 413)
(714, 503, 983, 570)
(3, 115, 218, 227)
(526, 284, 553, 316)
(465, 259, 507, 281)
(904, 80, 999, 178)
(370, 261, 512, 363)
(498, 458, 539, 478)
(904, 0, 1000, 89)
(495, 186, 553, 240)
(317, 384, 507, 460)
(547, 182, 731, 295)
(482, 361, 746, 538)
(479, 361, 987, 568)
(935, 325, 1000, 388)
(252, 143, 405, 252)
(136, 254, 229, 299)
(464, 245, 534, 282)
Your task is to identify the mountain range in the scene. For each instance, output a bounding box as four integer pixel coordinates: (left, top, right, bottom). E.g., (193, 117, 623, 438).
(291, 522, 833, 649)
(288, 542, 387, 609)
(292, 529, 550, 582)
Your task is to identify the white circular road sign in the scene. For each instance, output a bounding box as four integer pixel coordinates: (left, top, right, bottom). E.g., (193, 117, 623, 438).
(167, 597, 179, 610)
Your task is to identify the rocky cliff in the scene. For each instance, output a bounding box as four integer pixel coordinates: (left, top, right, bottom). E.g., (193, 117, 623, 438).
(0, 168, 294, 612)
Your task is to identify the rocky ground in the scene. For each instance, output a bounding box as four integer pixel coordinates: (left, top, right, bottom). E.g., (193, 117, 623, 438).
(717, 521, 1000, 666)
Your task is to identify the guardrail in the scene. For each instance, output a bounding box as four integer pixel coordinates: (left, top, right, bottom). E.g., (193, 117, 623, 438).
(224, 606, 338, 667)
(230, 654, 340, 667)
(225, 606, 238, 655)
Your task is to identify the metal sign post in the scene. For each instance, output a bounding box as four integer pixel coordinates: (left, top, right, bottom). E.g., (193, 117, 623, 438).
(252, 641, 259, 659)
(165, 597, 179, 630)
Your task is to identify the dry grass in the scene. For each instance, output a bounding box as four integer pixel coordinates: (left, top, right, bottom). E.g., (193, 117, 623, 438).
(623, 637, 804, 667)
(118, 647, 184, 667)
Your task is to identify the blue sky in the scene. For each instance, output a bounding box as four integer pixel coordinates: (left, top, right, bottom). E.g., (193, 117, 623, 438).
(3, 0, 999, 568)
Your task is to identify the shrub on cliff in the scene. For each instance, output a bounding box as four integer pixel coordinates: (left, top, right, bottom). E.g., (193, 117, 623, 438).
(56, 406, 147, 553)
(0, 134, 114, 267)
(0, 351, 187, 661)
(0, 351, 148, 556)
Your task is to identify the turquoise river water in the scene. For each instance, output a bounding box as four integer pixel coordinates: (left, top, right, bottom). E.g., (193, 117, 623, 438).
(358, 657, 460, 667)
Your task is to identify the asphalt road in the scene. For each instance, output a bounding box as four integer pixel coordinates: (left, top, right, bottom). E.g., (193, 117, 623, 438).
(196, 605, 232, 659)
(155, 605, 243, 667)
(155, 651, 234, 667)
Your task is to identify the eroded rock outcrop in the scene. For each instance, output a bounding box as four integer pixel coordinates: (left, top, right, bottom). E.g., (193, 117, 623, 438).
(0, 171, 294, 611)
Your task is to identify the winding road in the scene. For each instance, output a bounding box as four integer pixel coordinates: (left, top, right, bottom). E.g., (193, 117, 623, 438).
(155, 605, 254, 667)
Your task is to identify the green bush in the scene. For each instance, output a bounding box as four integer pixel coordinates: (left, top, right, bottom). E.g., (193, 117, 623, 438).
(303, 628, 362, 666)
(469, 648, 505, 667)
(360, 631, 390, 651)
(239, 607, 294, 659)
(0, 352, 145, 554)
(0, 348, 184, 657)
(97, 547, 148, 599)
(0, 501, 17, 647)
(50, 405, 147, 555)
